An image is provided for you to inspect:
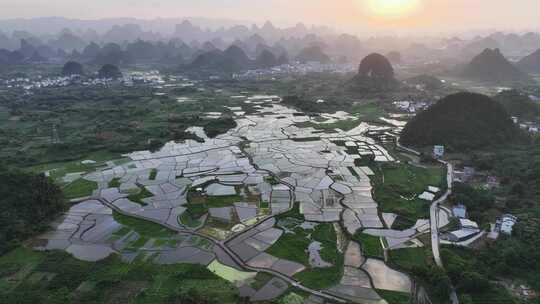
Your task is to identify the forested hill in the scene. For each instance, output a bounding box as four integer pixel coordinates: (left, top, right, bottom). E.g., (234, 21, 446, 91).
(401, 92, 519, 150)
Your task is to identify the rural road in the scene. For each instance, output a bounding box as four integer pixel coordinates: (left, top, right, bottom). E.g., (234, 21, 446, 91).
(396, 139, 459, 304)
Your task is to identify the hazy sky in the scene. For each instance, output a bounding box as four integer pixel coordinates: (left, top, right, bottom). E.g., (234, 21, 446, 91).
(2, 0, 540, 34)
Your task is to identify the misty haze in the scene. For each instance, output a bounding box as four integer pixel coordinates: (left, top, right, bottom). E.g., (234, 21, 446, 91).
(0, 1, 539, 304)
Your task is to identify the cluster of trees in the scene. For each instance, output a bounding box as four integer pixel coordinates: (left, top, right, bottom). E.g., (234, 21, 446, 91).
(0, 167, 67, 254)
(450, 182, 494, 224)
(494, 89, 540, 120)
(410, 265, 452, 301)
(449, 141, 540, 298)
(61, 60, 122, 79)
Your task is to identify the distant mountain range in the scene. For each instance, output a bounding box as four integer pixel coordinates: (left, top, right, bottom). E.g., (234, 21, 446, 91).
(461, 48, 531, 83)
(5, 17, 540, 76)
(182, 45, 290, 73)
(516, 49, 540, 73)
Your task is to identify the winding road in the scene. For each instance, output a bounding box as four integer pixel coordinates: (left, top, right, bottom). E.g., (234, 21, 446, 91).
(396, 140, 459, 304)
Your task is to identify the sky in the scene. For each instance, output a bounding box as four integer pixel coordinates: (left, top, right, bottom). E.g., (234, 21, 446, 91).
(1, 0, 540, 34)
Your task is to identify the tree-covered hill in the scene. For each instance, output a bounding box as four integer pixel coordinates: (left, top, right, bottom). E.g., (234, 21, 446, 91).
(347, 53, 398, 93)
(401, 92, 519, 150)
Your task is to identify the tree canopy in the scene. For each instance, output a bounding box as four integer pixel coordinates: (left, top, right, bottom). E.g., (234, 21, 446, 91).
(98, 64, 122, 79)
(0, 168, 67, 254)
(61, 61, 84, 76)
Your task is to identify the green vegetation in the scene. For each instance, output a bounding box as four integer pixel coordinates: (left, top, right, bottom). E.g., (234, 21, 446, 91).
(295, 224, 343, 290)
(295, 253, 343, 290)
(108, 177, 121, 188)
(206, 195, 243, 208)
(442, 246, 518, 304)
(294, 101, 385, 131)
(401, 92, 520, 150)
(148, 169, 157, 180)
(447, 142, 540, 298)
(391, 215, 416, 230)
(450, 182, 494, 225)
(127, 186, 153, 206)
(266, 227, 310, 265)
(250, 272, 273, 290)
(185, 203, 209, 219)
(277, 291, 305, 304)
(494, 89, 540, 120)
(27, 152, 114, 181)
(179, 211, 203, 228)
(376, 289, 411, 304)
(389, 248, 430, 272)
(113, 212, 176, 238)
(0, 86, 240, 168)
(0, 168, 67, 254)
(207, 260, 256, 284)
(62, 178, 98, 199)
(267, 218, 342, 289)
(264, 175, 280, 185)
(275, 201, 304, 221)
(352, 233, 383, 258)
(184, 188, 243, 220)
(0, 248, 239, 304)
(372, 162, 445, 221)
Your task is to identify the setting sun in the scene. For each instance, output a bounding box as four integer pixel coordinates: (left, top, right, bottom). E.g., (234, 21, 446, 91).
(366, 0, 421, 18)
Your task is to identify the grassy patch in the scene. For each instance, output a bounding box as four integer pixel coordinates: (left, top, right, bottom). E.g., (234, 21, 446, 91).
(0, 249, 239, 304)
(372, 163, 446, 220)
(376, 289, 411, 304)
(275, 201, 304, 221)
(206, 195, 243, 208)
(127, 186, 153, 206)
(250, 272, 274, 290)
(62, 178, 98, 199)
(267, 228, 310, 265)
(353, 233, 383, 258)
(294, 253, 344, 290)
(391, 215, 416, 230)
(350, 102, 386, 121)
(113, 212, 176, 238)
(179, 211, 203, 228)
(296, 119, 361, 132)
(389, 248, 430, 272)
(264, 176, 280, 185)
(206, 260, 256, 284)
(267, 222, 342, 290)
(129, 237, 150, 249)
(148, 169, 157, 180)
(108, 177, 121, 188)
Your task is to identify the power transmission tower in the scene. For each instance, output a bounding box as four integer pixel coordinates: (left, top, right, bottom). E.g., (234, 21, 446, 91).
(52, 124, 61, 144)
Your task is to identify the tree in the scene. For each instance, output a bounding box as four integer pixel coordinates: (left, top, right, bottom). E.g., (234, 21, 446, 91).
(98, 64, 122, 79)
(61, 61, 84, 76)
